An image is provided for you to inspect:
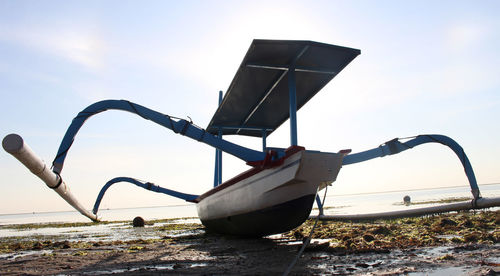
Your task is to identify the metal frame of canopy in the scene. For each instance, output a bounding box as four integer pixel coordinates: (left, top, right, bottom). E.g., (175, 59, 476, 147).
(207, 40, 361, 138)
(207, 39, 360, 186)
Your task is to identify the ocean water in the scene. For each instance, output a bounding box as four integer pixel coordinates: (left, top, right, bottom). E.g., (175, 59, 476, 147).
(320, 182, 500, 216)
(0, 183, 498, 226)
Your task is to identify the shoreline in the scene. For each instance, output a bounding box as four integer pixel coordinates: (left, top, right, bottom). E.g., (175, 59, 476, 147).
(0, 210, 498, 275)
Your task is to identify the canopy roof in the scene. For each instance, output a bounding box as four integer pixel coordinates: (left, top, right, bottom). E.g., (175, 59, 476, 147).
(206, 39, 360, 137)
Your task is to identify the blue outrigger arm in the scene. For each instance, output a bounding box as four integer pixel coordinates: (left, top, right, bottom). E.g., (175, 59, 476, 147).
(342, 134, 480, 199)
(92, 177, 199, 215)
(51, 99, 267, 174)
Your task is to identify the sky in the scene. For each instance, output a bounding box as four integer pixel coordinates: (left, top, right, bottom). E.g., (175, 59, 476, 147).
(1, 0, 499, 215)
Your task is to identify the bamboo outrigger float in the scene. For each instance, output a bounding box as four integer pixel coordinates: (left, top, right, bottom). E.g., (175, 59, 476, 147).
(2, 40, 491, 236)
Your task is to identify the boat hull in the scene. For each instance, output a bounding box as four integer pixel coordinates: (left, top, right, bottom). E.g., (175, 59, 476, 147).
(201, 194, 315, 236)
(196, 149, 343, 236)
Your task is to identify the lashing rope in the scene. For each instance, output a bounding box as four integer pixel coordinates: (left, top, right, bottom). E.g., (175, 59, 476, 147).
(283, 185, 328, 276)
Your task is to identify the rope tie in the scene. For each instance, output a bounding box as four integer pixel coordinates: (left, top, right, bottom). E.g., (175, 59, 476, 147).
(283, 186, 328, 276)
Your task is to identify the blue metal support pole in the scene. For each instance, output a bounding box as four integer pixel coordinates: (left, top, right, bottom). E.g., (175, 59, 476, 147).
(342, 134, 481, 199)
(214, 91, 223, 187)
(51, 99, 266, 174)
(217, 91, 223, 186)
(288, 66, 298, 146)
(217, 128, 222, 185)
(315, 194, 324, 216)
(213, 143, 219, 187)
(92, 177, 199, 215)
(262, 129, 267, 152)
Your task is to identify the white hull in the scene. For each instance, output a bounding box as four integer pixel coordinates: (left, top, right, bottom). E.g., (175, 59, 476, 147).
(196, 149, 343, 235)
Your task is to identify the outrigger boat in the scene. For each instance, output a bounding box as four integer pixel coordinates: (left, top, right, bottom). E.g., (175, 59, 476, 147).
(3, 39, 491, 236)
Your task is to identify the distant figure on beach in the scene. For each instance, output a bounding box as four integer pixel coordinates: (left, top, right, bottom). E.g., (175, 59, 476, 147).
(403, 195, 411, 206)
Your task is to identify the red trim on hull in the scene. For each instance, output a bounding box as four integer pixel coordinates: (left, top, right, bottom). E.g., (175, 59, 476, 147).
(194, 145, 305, 203)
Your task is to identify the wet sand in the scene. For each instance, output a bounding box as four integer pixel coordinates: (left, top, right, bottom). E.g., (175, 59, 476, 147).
(0, 211, 498, 275)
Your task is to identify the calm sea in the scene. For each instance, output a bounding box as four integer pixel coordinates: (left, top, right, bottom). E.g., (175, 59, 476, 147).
(1, 183, 498, 225)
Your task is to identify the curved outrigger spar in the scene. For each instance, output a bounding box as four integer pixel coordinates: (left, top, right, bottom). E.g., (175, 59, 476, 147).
(2, 39, 493, 236)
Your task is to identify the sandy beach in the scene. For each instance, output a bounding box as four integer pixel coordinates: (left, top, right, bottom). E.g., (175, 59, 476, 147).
(0, 210, 498, 275)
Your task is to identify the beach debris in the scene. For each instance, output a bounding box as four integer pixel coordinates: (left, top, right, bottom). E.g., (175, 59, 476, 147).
(370, 225, 392, 236)
(483, 268, 500, 275)
(363, 234, 375, 242)
(73, 250, 88, 256)
(463, 232, 481, 242)
(437, 254, 455, 261)
(127, 245, 145, 252)
(303, 241, 330, 252)
(439, 218, 458, 227)
(133, 216, 145, 227)
(356, 262, 370, 268)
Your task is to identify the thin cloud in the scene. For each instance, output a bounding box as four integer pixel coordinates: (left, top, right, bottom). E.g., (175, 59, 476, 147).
(446, 23, 487, 54)
(0, 27, 106, 72)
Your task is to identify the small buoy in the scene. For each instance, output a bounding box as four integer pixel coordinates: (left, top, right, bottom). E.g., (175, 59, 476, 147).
(403, 195, 411, 206)
(133, 216, 145, 227)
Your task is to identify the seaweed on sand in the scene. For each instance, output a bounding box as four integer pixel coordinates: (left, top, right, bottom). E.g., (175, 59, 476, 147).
(283, 210, 499, 254)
